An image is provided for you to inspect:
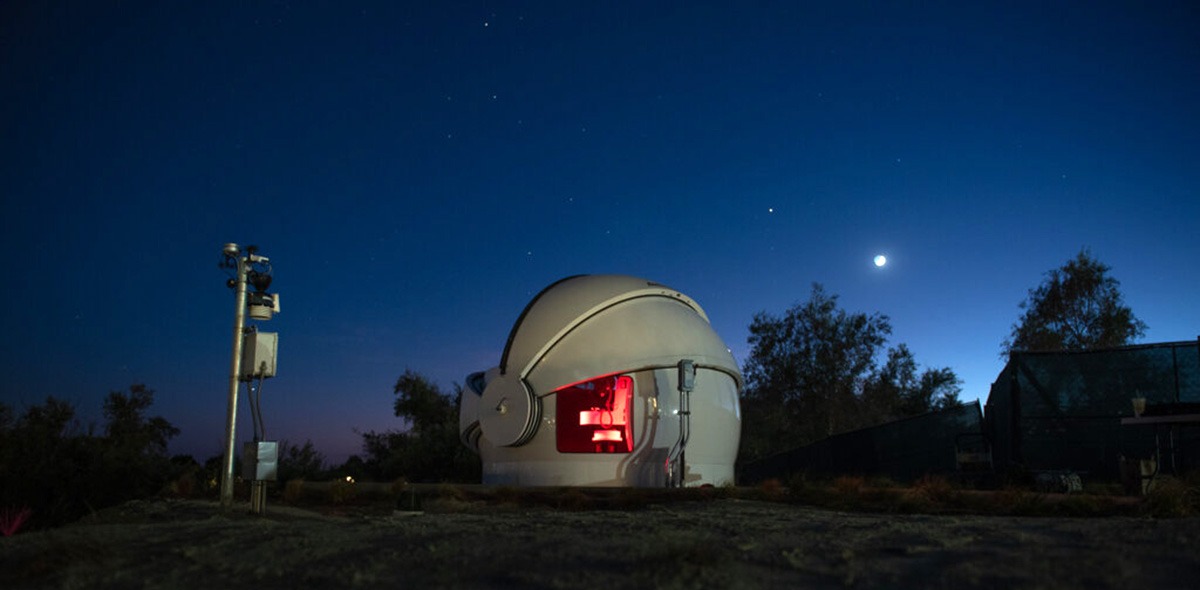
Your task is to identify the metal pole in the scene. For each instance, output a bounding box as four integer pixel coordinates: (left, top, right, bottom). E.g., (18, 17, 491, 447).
(220, 254, 248, 508)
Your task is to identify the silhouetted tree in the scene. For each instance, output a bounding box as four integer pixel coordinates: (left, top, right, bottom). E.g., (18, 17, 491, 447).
(740, 284, 961, 464)
(329, 455, 368, 482)
(915, 367, 963, 412)
(392, 369, 456, 434)
(742, 284, 889, 460)
(5, 397, 78, 467)
(0, 402, 13, 431)
(97, 385, 180, 506)
(861, 345, 962, 423)
(1002, 249, 1146, 356)
(0, 397, 87, 529)
(0, 386, 179, 530)
(358, 370, 480, 482)
(276, 439, 326, 483)
(103, 384, 179, 457)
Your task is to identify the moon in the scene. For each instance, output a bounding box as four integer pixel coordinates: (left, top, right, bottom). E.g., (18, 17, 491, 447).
(873, 255, 887, 267)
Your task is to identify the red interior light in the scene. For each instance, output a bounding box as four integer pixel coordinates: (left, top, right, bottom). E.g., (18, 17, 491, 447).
(556, 375, 633, 453)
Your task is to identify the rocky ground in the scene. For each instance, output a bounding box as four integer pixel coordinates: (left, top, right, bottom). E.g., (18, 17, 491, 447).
(2, 496, 1198, 589)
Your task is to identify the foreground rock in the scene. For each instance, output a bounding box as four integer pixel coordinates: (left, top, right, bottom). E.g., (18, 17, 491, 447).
(1, 498, 1197, 589)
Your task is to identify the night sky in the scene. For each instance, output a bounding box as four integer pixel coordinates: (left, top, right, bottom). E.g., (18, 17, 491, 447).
(3, 2, 1197, 464)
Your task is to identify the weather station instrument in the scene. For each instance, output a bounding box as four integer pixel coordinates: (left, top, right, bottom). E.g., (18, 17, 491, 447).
(218, 243, 281, 514)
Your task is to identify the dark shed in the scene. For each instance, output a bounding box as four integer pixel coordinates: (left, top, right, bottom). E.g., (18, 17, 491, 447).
(985, 340, 1200, 481)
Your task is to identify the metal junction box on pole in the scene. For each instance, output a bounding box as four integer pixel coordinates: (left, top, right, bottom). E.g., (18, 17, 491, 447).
(240, 331, 278, 380)
(242, 440, 279, 481)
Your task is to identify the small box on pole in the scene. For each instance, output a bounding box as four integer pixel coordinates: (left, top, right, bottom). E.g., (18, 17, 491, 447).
(242, 440, 279, 481)
(240, 332, 278, 380)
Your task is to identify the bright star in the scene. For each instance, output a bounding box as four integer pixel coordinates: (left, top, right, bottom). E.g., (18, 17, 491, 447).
(874, 255, 887, 267)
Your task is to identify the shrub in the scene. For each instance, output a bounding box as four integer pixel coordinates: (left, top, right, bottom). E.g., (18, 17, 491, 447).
(756, 478, 785, 501)
(167, 471, 198, 499)
(1142, 476, 1198, 518)
(911, 475, 957, 504)
(282, 479, 306, 504)
(329, 477, 358, 505)
(832, 475, 866, 496)
(0, 388, 179, 530)
(556, 488, 593, 511)
(991, 487, 1047, 515)
(389, 477, 409, 496)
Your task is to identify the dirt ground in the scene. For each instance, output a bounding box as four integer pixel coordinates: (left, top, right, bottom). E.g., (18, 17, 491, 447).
(2, 497, 1197, 589)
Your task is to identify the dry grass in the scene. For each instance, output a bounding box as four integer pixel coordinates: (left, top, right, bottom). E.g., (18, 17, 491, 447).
(832, 475, 866, 496)
(754, 478, 785, 501)
(248, 469, 1199, 520)
(762, 472, 1158, 518)
(1141, 475, 1200, 518)
(8, 495, 1197, 590)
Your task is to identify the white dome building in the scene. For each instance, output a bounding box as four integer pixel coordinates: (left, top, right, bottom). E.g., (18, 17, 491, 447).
(459, 275, 742, 487)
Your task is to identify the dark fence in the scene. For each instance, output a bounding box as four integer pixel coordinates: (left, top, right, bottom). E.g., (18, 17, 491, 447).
(740, 401, 985, 484)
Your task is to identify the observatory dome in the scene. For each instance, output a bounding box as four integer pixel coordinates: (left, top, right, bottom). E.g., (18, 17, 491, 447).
(459, 274, 742, 487)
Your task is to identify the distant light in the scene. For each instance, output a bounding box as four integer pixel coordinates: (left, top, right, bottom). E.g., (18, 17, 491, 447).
(768, 207, 774, 213)
(345, 476, 355, 483)
(874, 255, 887, 267)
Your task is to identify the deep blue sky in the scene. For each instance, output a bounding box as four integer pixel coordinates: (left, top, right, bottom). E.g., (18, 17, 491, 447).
(3, 1, 1197, 464)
